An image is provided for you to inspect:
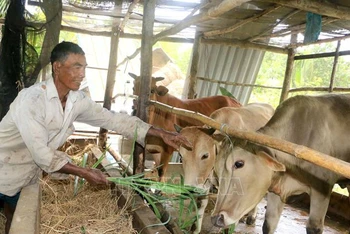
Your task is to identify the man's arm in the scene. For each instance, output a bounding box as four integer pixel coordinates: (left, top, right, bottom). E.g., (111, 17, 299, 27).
(146, 126, 192, 151)
(57, 163, 109, 185)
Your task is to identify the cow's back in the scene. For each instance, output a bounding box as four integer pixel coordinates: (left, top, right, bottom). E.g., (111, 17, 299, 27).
(151, 94, 241, 131)
(260, 94, 350, 182)
(210, 103, 274, 131)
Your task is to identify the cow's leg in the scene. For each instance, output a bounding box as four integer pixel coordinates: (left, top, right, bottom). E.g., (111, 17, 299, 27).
(245, 206, 258, 225)
(306, 188, 331, 234)
(158, 146, 174, 182)
(192, 195, 208, 234)
(262, 192, 284, 234)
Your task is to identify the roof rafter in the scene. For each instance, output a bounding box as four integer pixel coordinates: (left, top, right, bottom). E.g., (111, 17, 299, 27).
(260, 0, 350, 20)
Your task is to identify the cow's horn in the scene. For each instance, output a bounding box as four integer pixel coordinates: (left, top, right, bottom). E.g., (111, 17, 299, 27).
(174, 124, 182, 133)
(128, 73, 138, 79)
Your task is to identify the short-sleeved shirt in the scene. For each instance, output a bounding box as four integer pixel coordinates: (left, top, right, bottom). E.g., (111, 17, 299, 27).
(0, 78, 151, 196)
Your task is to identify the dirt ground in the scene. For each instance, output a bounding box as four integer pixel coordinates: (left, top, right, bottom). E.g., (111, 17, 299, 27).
(201, 196, 350, 234)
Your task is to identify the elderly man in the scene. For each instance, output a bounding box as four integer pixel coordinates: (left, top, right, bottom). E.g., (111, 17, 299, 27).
(0, 41, 191, 233)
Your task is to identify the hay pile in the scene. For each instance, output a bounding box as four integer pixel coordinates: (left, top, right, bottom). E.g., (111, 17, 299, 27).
(40, 176, 136, 234)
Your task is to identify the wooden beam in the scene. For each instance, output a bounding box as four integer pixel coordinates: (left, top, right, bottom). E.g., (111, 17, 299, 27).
(197, 76, 282, 90)
(279, 45, 295, 103)
(59, 25, 194, 43)
(249, 9, 301, 42)
(293, 34, 350, 48)
(294, 50, 350, 60)
(200, 38, 288, 54)
(204, 4, 281, 37)
(259, 0, 350, 20)
(254, 17, 337, 41)
(154, 0, 251, 42)
(133, 0, 156, 175)
(329, 41, 341, 92)
(289, 87, 350, 93)
(186, 32, 201, 99)
(10, 182, 41, 234)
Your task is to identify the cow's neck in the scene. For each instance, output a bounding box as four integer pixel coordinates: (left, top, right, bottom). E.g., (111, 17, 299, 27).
(268, 172, 310, 202)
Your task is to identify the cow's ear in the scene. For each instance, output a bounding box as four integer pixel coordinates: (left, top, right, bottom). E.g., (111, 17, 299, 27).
(212, 133, 226, 142)
(256, 151, 286, 172)
(174, 124, 182, 133)
(155, 86, 169, 96)
(200, 127, 216, 136)
(128, 73, 138, 79)
(154, 77, 165, 82)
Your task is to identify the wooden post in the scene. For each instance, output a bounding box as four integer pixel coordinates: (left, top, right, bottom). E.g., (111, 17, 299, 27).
(329, 40, 341, 92)
(186, 32, 201, 99)
(133, 0, 156, 175)
(279, 34, 297, 103)
(98, 23, 120, 149)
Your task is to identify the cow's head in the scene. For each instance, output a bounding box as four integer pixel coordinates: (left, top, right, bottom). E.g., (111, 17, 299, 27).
(211, 138, 285, 227)
(129, 72, 169, 98)
(176, 125, 218, 189)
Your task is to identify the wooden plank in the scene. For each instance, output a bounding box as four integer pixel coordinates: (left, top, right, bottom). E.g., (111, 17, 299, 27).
(10, 182, 41, 234)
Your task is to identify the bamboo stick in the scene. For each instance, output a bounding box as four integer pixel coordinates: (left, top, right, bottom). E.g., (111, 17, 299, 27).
(149, 100, 350, 179)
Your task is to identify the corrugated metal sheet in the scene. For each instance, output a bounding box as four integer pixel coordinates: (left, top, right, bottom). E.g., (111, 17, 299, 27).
(194, 43, 265, 105)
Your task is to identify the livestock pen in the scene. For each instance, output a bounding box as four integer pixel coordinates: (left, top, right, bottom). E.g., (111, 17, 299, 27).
(1, 0, 350, 233)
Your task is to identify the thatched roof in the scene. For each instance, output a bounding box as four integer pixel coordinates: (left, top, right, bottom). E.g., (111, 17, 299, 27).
(21, 0, 350, 52)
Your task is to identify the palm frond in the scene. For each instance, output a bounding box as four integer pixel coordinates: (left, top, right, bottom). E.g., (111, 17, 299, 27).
(0, 0, 10, 17)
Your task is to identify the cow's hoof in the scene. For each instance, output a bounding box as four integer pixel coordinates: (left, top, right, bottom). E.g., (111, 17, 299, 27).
(246, 215, 256, 225)
(306, 227, 322, 234)
(211, 214, 225, 227)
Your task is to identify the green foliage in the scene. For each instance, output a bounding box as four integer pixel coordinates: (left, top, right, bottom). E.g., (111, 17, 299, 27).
(251, 41, 350, 107)
(219, 86, 237, 99)
(250, 52, 287, 108)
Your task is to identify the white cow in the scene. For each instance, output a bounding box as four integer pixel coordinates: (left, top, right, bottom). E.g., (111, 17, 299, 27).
(177, 103, 275, 233)
(211, 94, 350, 234)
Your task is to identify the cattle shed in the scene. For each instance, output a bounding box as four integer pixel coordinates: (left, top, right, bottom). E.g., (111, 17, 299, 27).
(1, 0, 350, 233)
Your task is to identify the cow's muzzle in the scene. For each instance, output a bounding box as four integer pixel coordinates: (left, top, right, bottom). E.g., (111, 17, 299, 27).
(211, 214, 225, 227)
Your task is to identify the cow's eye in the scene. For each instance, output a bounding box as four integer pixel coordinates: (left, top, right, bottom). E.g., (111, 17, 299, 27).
(201, 153, 209, 160)
(234, 160, 244, 169)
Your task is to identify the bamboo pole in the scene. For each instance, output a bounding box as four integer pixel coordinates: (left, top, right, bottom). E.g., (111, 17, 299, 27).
(329, 41, 341, 92)
(289, 87, 350, 93)
(259, 0, 350, 20)
(197, 76, 282, 90)
(149, 100, 350, 179)
(186, 32, 201, 99)
(203, 5, 281, 37)
(279, 34, 296, 103)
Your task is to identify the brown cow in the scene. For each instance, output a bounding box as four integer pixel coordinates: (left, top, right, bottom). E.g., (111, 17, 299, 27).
(176, 103, 275, 233)
(129, 73, 242, 181)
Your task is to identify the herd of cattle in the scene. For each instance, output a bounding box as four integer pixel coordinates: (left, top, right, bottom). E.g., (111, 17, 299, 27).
(130, 73, 350, 234)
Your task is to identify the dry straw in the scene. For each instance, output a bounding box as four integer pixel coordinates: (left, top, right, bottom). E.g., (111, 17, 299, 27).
(40, 176, 136, 234)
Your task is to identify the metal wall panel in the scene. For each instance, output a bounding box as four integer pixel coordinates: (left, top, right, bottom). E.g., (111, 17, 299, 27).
(195, 43, 265, 105)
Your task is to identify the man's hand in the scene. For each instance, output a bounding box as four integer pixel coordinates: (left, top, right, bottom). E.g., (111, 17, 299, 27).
(58, 163, 109, 186)
(82, 168, 109, 186)
(147, 126, 192, 151)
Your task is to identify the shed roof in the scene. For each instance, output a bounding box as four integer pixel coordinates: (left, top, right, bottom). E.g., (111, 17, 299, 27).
(26, 0, 350, 50)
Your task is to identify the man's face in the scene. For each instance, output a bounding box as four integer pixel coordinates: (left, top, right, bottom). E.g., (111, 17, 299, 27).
(54, 53, 87, 91)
